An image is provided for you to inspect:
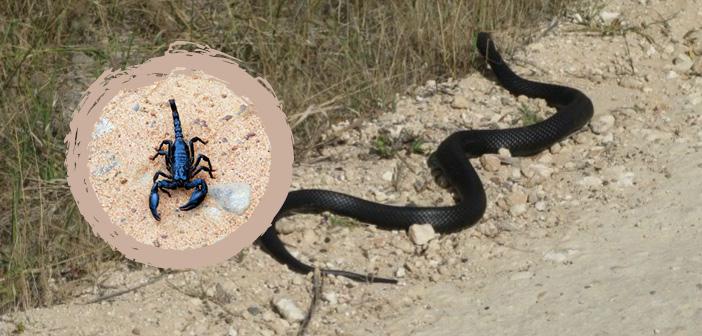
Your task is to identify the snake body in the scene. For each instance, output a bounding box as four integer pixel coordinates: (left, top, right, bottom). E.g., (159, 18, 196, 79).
(261, 32, 594, 283)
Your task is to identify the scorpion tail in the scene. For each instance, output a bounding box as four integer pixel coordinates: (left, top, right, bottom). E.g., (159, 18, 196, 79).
(169, 99, 183, 139)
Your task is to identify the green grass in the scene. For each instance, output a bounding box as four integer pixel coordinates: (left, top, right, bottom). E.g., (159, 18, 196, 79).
(0, 0, 574, 312)
(519, 103, 544, 126)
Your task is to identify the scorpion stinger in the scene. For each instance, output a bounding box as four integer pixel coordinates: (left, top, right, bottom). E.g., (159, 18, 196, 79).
(149, 99, 216, 221)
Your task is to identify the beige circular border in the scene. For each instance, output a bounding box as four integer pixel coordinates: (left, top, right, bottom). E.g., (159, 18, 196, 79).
(65, 42, 293, 269)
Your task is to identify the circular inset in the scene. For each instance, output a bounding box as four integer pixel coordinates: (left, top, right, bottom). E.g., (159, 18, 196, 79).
(65, 42, 293, 269)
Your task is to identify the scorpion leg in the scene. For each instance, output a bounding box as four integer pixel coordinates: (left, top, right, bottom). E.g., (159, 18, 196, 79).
(188, 137, 208, 157)
(149, 179, 178, 221)
(191, 154, 216, 178)
(190, 166, 215, 179)
(179, 178, 207, 211)
(152, 171, 172, 182)
(150, 150, 168, 161)
(155, 140, 173, 151)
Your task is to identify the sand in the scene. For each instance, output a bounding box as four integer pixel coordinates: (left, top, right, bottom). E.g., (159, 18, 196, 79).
(87, 71, 271, 250)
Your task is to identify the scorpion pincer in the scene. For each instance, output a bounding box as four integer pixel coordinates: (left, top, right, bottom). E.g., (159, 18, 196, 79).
(149, 99, 215, 221)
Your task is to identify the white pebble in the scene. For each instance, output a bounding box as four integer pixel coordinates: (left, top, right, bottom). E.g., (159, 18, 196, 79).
(408, 224, 437, 245)
(209, 183, 251, 214)
(93, 117, 114, 139)
(591, 114, 615, 134)
(272, 297, 305, 322)
(382, 171, 394, 182)
(578, 176, 603, 188)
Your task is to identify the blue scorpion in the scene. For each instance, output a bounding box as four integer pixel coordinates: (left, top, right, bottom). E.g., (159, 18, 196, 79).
(149, 99, 215, 220)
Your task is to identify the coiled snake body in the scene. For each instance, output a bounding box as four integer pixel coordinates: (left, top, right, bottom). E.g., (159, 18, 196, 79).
(261, 32, 594, 283)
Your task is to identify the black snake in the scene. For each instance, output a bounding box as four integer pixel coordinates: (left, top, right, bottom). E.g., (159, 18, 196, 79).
(260, 32, 594, 283)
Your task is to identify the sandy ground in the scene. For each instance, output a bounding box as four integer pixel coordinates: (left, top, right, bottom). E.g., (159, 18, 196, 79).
(2, 0, 702, 335)
(87, 71, 271, 250)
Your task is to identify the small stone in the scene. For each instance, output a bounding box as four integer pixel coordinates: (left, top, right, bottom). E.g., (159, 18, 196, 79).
(666, 71, 679, 79)
(523, 163, 552, 179)
(509, 204, 527, 217)
(497, 147, 511, 159)
(238, 104, 248, 115)
(591, 114, 616, 134)
(543, 250, 568, 263)
(301, 229, 317, 245)
(510, 271, 534, 280)
(92, 154, 120, 176)
(131, 328, 141, 335)
(131, 103, 140, 112)
(673, 53, 694, 72)
(93, 117, 114, 139)
(685, 29, 702, 54)
(275, 219, 302, 234)
(272, 297, 305, 322)
(578, 176, 603, 188)
(227, 327, 238, 336)
(619, 77, 643, 90)
(382, 171, 394, 182)
(535, 201, 547, 212)
(408, 224, 437, 245)
(692, 58, 702, 75)
(549, 143, 561, 154)
(395, 267, 406, 278)
(210, 183, 251, 214)
(322, 292, 338, 305)
(451, 96, 470, 109)
(506, 190, 527, 207)
(480, 154, 502, 172)
(599, 11, 620, 24)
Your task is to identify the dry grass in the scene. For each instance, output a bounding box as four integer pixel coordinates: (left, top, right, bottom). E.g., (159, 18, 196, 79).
(0, 0, 574, 312)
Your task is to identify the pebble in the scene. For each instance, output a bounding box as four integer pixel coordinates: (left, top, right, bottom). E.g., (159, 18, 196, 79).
(578, 176, 603, 188)
(131, 103, 140, 112)
(673, 54, 694, 72)
(599, 11, 620, 24)
(684, 29, 702, 54)
(228, 327, 239, 336)
(451, 96, 470, 109)
(535, 201, 547, 212)
(543, 250, 569, 263)
(396, 267, 406, 278)
(522, 163, 553, 179)
(498, 147, 511, 159)
(619, 77, 644, 90)
(92, 154, 120, 176)
(590, 114, 616, 134)
(272, 297, 305, 322)
(209, 183, 252, 214)
(692, 58, 702, 75)
(408, 224, 437, 245)
(510, 271, 534, 281)
(480, 154, 502, 172)
(322, 292, 338, 305)
(382, 171, 394, 182)
(506, 190, 528, 207)
(93, 117, 114, 139)
(509, 204, 527, 217)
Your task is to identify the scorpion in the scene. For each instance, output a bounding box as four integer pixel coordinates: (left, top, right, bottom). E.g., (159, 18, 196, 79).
(149, 99, 215, 221)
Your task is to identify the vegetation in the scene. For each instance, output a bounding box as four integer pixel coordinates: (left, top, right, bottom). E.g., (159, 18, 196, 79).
(0, 0, 574, 312)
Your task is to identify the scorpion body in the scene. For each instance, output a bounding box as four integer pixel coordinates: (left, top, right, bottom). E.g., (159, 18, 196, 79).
(149, 99, 215, 220)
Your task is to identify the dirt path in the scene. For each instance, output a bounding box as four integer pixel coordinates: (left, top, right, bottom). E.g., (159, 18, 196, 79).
(2, 0, 702, 335)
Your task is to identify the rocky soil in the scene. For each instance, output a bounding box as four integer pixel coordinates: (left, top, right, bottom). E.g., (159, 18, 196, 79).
(2, 0, 702, 335)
